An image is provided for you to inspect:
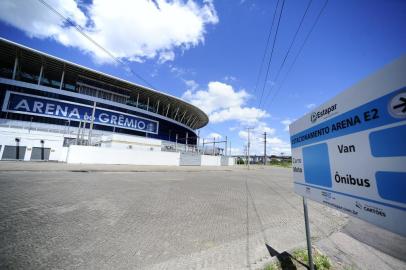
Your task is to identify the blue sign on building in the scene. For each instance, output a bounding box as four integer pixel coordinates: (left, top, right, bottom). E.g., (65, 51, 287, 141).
(2, 91, 159, 134)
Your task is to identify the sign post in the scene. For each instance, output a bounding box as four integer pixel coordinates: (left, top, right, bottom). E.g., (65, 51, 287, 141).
(289, 56, 406, 242)
(303, 197, 314, 270)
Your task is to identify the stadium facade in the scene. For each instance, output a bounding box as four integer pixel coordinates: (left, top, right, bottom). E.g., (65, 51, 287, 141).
(0, 37, 227, 165)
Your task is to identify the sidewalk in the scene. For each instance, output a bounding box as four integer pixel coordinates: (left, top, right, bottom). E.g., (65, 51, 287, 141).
(316, 217, 406, 270)
(264, 218, 406, 270)
(0, 161, 254, 172)
(315, 230, 406, 270)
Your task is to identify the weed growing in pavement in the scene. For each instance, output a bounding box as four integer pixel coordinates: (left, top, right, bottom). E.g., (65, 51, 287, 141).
(263, 247, 332, 270)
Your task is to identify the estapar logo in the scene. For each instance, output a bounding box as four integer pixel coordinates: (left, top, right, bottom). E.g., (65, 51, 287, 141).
(310, 104, 337, 123)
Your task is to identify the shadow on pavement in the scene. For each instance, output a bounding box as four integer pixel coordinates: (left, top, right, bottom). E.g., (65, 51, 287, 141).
(266, 244, 309, 270)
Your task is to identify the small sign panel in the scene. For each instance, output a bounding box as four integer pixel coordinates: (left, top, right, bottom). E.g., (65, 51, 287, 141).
(289, 56, 406, 236)
(2, 91, 159, 134)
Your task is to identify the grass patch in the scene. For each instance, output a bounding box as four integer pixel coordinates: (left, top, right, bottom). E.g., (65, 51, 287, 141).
(264, 263, 280, 270)
(269, 160, 292, 168)
(292, 248, 308, 263)
(263, 247, 331, 270)
(314, 253, 331, 270)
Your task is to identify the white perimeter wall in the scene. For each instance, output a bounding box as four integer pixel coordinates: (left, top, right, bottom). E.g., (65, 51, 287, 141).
(67, 148, 235, 166)
(0, 127, 67, 161)
(0, 127, 235, 166)
(100, 134, 162, 152)
(221, 156, 235, 166)
(66, 145, 180, 166)
(201, 155, 221, 166)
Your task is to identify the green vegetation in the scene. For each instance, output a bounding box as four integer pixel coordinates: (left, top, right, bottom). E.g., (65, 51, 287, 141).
(314, 253, 331, 270)
(236, 158, 245, 165)
(269, 159, 292, 168)
(263, 247, 331, 270)
(264, 263, 280, 270)
(292, 248, 308, 263)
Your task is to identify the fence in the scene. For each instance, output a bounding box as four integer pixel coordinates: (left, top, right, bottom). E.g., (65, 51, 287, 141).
(0, 119, 226, 156)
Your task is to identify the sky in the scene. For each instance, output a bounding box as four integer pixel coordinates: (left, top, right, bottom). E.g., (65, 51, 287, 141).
(0, 0, 405, 156)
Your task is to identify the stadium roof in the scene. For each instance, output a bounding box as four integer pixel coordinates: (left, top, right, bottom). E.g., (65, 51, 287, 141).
(0, 37, 209, 130)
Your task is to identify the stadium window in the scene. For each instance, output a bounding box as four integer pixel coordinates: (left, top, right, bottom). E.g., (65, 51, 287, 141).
(0, 54, 14, 79)
(40, 65, 62, 89)
(62, 71, 78, 92)
(17, 58, 40, 84)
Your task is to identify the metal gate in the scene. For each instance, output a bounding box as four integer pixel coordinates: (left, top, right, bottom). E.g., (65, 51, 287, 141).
(30, 147, 51, 161)
(2, 146, 27, 160)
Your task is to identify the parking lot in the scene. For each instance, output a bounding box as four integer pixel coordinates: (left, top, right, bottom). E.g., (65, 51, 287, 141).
(0, 163, 400, 269)
(0, 164, 352, 269)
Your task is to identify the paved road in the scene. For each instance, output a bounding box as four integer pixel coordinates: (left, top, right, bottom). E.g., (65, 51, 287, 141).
(0, 165, 399, 269)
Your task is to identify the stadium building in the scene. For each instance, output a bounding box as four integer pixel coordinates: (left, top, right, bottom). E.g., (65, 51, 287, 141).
(0, 38, 232, 165)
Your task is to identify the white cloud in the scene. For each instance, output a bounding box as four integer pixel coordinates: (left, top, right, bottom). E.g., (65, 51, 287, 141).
(183, 79, 199, 91)
(158, 50, 175, 64)
(229, 147, 242, 155)
(306, 103, 316, 109)
(206, 132, 222, 139)
(210, 107, 268, 124)
(182, 81, 269, 124)
(0, 0, 218, 63)
(281, 119, 293, 132)
(268, 139, 291, 156)
(170, 65, 196, 77)
(183, 81, 248, 114)
(223, 75, 237, 82)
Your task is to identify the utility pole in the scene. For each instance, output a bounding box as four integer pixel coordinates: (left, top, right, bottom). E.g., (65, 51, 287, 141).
(244, 145, 248, 165)
(88, 101, 96, 145)
(81, 121, 86, 144)
(246, 127, 253, 170)
(202, 138, 205, 154)
(248, 129, 250, 169)
(175, 133, 178, 151)
(185, 132, 188, 152)
(229, 140, 231, 156)
(225, 136, 228, 157)
(76, 121, 82, 145)
(197, 130, 200, 154)
(263, 132, 267, 165)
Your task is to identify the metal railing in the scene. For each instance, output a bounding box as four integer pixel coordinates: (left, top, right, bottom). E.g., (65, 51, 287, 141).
(161, 140, 199, 153)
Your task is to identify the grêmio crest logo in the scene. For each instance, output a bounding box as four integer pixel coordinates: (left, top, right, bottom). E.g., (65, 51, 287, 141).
(310, 104, 337, 123)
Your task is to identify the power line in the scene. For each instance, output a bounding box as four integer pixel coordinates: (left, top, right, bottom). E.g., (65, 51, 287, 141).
(260, 0, 313, 110)
(36, 0, 156, 89)
(265, 0, 329, 109)
(252, 0, 280, 97)
(258, 0, 286, 109)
